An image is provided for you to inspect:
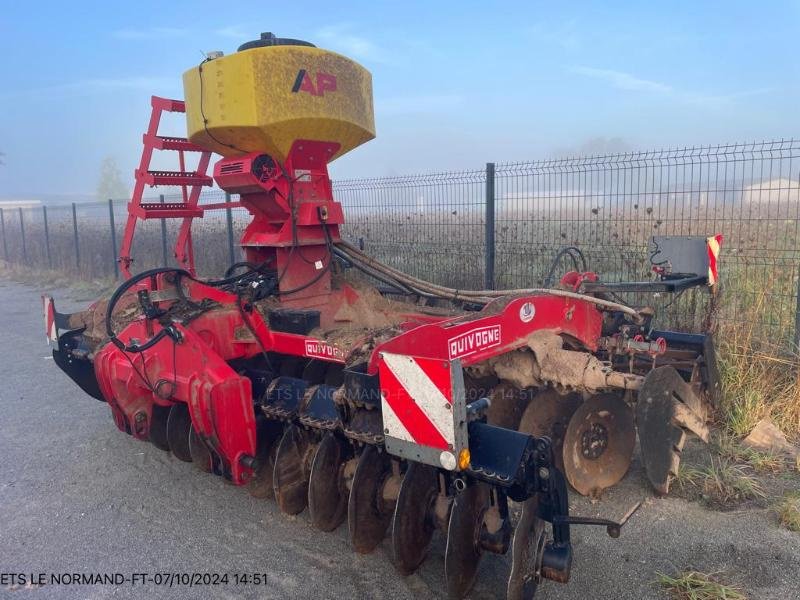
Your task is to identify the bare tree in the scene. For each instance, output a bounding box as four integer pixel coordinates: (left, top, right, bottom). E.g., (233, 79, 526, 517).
(96, 156, 129, 201)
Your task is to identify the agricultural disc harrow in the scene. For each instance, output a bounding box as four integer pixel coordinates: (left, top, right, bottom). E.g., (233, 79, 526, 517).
(43, 31, 721, 598)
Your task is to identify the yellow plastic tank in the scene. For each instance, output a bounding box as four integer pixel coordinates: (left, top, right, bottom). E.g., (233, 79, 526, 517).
(183, 34, 375, 162)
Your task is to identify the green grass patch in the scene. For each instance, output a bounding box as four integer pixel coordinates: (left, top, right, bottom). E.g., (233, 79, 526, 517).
(657, 570, 746, 600)
(675, 458, 766, 508)
(774, 491, 800, 532)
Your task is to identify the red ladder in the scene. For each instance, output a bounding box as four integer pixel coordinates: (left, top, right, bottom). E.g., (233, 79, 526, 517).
(119, 96, 213, 278)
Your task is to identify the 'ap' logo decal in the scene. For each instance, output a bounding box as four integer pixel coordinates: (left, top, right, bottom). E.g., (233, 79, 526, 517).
(292, 69, 337, 97)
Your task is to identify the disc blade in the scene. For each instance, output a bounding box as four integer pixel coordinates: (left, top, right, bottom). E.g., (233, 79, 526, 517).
(637, 366, 708, 495)
(348, 444, 392, 554)
(189, 424, 213, 473)
(247, 418, 284, 499)
(273, 424, 313, 515)
(149, 403, 171, 452)
(562, 393, 635, 497)
(445, 483, 490, 599)
(308, 433, 349, 531)
(485, 382, 525, 430)
(507, 497, 546, 600)
(518, 388, 582, 470)
(166, 402, 193, 463)
(391, 462, 438, 575)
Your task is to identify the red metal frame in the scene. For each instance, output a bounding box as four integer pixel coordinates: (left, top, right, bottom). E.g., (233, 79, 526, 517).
(92, 271, 606, 485)
(214, 140, 344, 308)
(119, 96, 214, 278)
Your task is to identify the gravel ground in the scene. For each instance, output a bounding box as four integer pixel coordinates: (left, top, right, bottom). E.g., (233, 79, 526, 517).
(0, 278, 798, 600)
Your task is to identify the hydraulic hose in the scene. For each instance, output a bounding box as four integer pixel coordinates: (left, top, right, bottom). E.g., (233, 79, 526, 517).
(105, 267, 191, 353)
(335, 241, 643, 320)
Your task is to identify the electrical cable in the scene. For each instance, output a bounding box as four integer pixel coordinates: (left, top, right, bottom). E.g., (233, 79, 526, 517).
(276, 224, 336, 296)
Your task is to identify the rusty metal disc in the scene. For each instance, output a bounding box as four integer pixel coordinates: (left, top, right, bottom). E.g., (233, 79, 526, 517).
(518, 388, 582, 469)
(348, 444, 392, 554)
(149, 403, 171, 452)
(308, 433, 350, 531)
(391, 462, 438, 575)
(485, 383, 525, 430)
(166, 402, 193, 463)
(562, 393, 635, 497)
(637, 366, 709, 496)
(247, 417, 284, 499)
(507, 497, 546, 600)
(272, 424, 314, 515)
(188, 424, 213, 473)
(444, 483, 491, 599)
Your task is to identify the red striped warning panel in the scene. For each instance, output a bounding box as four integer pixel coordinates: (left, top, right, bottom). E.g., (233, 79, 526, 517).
(42, 295, 57, 345)
(378, 353, 455, 451)
(707, 234, 723, 285)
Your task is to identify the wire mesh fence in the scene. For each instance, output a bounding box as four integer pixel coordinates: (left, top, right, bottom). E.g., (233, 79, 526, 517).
(1, 140, 798, 349)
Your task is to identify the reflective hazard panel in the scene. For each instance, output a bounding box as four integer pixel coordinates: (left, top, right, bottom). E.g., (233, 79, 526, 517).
(707, 234, 723, 285)
(377, 353, 468, 470)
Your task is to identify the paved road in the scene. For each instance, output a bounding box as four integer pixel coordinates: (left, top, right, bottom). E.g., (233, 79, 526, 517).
(0, 278, 798, 600)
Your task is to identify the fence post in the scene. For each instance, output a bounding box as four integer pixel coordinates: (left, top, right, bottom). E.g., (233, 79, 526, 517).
(484, 162, 496, 290)
(160, 194, 168, 267)
(18, 207, 27, 263)
(72, 202, 80, 271)
(43, 205, 52, 268)
(0, 208, 6, 261)
(795, 266, 800, 351)
(225, 193, 235, 267)
(108, 198, 119, 279)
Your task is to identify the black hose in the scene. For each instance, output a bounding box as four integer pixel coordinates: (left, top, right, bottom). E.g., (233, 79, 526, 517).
(543, 246, 588, 288)
(106, 260, 272, 353)
(331, 247, 416, 295)
(224, 261, 272, 279)
(105, 267, 190, 353)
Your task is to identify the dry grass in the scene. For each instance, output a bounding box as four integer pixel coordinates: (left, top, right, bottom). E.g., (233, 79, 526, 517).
(675, 458, 766, 508)
(774, 491, 800, 532)
(716, 285, 800, 439)
(713, 432, 789, 474)
(0, 260, 115, 297)
(657, 570, 747, 600)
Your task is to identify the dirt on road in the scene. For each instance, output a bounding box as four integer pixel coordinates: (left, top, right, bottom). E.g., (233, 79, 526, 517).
(0, 278, 797, 600)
